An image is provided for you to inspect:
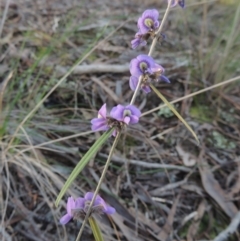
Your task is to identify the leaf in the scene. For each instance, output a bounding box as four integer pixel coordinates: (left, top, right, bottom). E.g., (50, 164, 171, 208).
(198, 154, 238, 219)
(89, 217, 105, 241)
(55, 128, 113, 206)
(176, 145, 196, 167)
(150, 84, 199, 144)
(158, 194, 180, 240)
(187, 200, 206, 241)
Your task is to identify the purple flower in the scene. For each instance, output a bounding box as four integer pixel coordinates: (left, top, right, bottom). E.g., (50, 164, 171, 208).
(130, 76, 151, 93)
(168, 0, 185, 8)
(130, 55, 156, 77)
(60, 197, 85, 225)
(137, 9, 160, 35)
(110, 104, 141, 125)
(60, 193, 116, 225)
(131, 9, 160, 49)
(91, 104, 109, 132)
(91, 104, 141, 134)
(131, 32, 147, 49)
(129, 55, 170, 93)
(84, 192, 116, 215)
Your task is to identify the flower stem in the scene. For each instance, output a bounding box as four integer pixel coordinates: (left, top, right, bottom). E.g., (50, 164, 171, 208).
(129, 75, 143, 105)
(75, 131, 121, 241)
(148, 0, 172, 56)
(129, 0, 173, 106)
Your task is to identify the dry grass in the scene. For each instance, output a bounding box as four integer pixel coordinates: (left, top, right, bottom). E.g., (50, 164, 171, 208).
(0, 0, 240, 241)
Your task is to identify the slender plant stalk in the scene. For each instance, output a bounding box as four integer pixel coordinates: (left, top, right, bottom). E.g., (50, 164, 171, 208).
(141, 75, 240, 117)
(129, 0, 173, 106)
(129, 76, 143, 105)
(148, 0, 172, 56)
(0, 0, 10, 38)
(75, 131, 121, 241)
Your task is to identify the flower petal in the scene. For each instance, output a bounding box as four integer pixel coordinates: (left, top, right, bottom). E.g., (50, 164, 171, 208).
(169, 0, 178, 7)
(125, 105, 141, 118)
(130, 58, 142, 77)
(104, 206, 116, 215)
(151, 63, 164, 73)
(160, 75, 170, 83)
(98, 103, 107, 118)
(75, 198, 85, 209)
(131, 38, 140, 49)
(142, 85, 151, 93)
(67, 197, 75, 215)
(84, 192, 94, 201)
(91, 118, 109, 131)
(138, 9, 159, 34)
(123, 116, 131, 125)
(129, 115, 139, 124)
(112, 129, 117, 137)
(178, 0, 185, 8)
(129, 76, 138, 91)
(110, 105, 125, 121)
(130, 55, 155, 77)
(94, 195, 105, 206)
(60, 214, 72, 225)
(142, 9, 159, 20)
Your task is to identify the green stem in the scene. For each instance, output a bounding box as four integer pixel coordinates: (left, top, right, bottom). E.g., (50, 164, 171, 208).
(75, 131, 121, 241)
(89, 217, 104, 241)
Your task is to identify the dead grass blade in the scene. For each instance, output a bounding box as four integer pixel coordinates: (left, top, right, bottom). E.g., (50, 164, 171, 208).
(187, 200, 206, 241)
(227, 158, 240, 199)
(0, 0, 10, 38)
(158, 194, 180, 241)
(92, 77, 120, 103)
(142, 76, 240, 117)
(150, 84, 199, 144)
(198, 151, 238, 219)
(0, 71, 13, 123)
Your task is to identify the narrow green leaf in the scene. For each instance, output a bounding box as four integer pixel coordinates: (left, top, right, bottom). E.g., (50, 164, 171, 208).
(150, 84, 199, 144)
(89, 217, 105, 241)
(55, 128, 114, 207)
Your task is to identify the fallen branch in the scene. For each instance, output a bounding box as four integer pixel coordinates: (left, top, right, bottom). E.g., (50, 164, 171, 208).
(99, 153, 191, 172)
(55, 64, 129, 75)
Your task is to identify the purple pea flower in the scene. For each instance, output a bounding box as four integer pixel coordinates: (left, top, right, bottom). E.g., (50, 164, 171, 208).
(168, 0, 185, 8)
(91, 103, 141, 134)
(60, 197, 85, 225)
(60, 193, 116, 225)
(110, 104, 141, 125)
(91, 103, 109, 132)
(130, 54, 156, 77)
(131, 9, 160, 49)
(129, 55, 170, 93)
(83, 192, 116, 215)
(130, 76, 151, 93)
(131, 32, 147, 49)
(137, 9, 160, 35)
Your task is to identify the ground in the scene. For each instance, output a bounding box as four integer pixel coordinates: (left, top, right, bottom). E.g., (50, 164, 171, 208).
(0, 0, 240, 241)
